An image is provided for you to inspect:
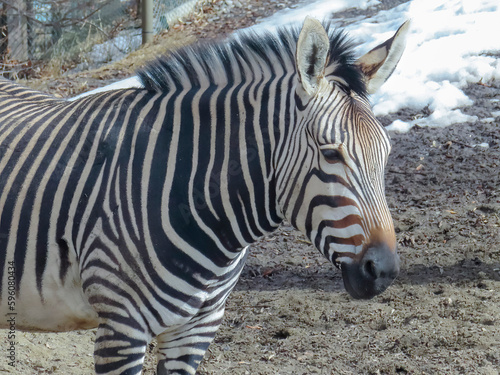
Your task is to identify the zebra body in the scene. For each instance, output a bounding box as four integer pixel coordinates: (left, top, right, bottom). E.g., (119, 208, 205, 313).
(0, 18, 409, 374)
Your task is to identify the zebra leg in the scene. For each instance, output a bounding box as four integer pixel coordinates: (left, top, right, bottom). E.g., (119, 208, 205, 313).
(156, 307, 225, 375)
(94, 319, 151, 375)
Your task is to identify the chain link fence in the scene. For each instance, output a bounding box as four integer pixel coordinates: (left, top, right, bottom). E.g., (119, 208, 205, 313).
(0, 0, 203, 78)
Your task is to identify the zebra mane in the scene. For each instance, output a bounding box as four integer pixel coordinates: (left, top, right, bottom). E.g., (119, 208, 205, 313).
(138, 22, 366, 97)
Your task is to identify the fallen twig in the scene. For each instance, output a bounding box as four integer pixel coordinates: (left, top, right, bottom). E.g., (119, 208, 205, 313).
(388, 169, 427, 176)
(450, 140, 474, 148)
(245, 325, 262, 330)
(296, 239, 312, 245)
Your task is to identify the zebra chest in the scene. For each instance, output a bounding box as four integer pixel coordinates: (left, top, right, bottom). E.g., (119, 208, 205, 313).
(75, 219, 250, 336)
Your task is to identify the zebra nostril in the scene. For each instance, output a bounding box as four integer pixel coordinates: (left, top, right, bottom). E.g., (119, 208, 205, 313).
(364, 260, 377, 279)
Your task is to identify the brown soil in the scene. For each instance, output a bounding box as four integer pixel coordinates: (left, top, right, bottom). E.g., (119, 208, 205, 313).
(1, 0, 499, 374)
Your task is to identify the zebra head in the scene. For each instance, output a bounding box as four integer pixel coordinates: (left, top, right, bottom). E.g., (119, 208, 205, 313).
(278, 18, 410, 299)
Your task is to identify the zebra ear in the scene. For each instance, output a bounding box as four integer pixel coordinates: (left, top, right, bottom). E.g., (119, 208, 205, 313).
(356, 20, 411, 94)
(296, 17, 330, 95)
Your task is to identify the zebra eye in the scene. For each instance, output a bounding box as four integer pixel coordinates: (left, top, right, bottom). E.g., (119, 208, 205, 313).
(321, 148, 343, 164)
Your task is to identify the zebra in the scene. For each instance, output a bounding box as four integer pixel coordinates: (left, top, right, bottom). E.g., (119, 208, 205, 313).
(0, 17, 409, 374)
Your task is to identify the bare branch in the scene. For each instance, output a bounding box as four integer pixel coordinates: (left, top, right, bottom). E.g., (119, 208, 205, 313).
(0, 0, 117, 29)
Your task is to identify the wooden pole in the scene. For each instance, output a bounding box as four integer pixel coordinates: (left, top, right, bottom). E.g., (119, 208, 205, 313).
(142, 0, 153, 45)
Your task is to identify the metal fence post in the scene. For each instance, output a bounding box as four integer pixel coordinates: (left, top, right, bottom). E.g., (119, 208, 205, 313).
(142, 0, 153, 44)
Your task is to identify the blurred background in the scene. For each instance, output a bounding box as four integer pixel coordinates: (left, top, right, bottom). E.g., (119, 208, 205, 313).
(0, 0, 199, 79)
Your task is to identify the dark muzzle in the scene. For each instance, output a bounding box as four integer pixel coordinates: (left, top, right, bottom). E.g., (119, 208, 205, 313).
(341, 244, 400, 299)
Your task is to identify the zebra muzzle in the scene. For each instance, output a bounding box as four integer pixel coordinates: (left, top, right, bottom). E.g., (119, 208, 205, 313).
(340, 244, 400, 299)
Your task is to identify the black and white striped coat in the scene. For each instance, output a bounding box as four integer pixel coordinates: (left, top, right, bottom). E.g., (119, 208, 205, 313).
(0, 18, 409, 374)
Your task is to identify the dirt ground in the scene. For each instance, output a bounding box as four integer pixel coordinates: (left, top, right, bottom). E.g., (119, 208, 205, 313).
(1, 0, 499, 374)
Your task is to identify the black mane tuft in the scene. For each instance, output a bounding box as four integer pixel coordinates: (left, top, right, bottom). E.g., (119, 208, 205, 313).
(138, 22, 366, 97)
